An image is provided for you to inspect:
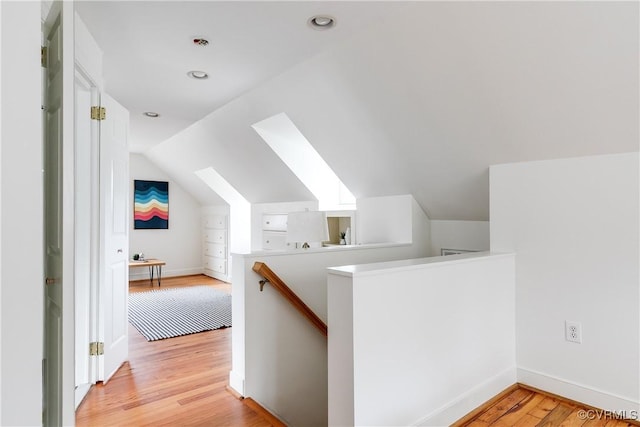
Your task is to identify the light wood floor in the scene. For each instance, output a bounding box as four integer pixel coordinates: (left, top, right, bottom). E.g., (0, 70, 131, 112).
(75, 275, 276, 427)
(456, 385, 639, 427)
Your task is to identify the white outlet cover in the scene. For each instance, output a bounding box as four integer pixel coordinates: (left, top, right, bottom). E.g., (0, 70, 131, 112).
(565, 320, 582, 344)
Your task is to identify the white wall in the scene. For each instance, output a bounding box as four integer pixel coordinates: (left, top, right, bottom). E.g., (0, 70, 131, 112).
(357, 195, 413, 244)
(491, 152, 639, 411)
(202, 205, 230, 220)
(0, 2, 43, 424)
(430, 220, 489, 256)
(129, 154, 203, 279)
(328, 253, 516, 426)
(356, 194, 431, 248)
(230, 203, 251, 257)
(231, 238, 431, 425)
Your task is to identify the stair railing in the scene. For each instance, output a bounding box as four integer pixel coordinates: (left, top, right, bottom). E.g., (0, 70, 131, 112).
(252, 261, 328, 337)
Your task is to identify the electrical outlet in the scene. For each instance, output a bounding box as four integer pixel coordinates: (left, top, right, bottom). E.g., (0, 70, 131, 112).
(565, 321, 582, 344)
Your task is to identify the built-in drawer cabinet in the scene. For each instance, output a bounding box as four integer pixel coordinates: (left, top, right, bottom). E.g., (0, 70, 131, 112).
(204, 229, 226, 245)
(204, 215, 226, 229)
(261, 213, 290, 250)
(262, 231, 295, 251)
(203, 214, 228, 280)
(262, 214, 288, 232)
(204, 256, 226, 274)
(204, 242, 226, 258)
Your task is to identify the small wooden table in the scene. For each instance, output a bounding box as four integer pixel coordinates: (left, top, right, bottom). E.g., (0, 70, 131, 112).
(129, 259, 166, 286)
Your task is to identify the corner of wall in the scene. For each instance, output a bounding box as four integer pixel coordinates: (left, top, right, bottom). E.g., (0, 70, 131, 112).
(491, 153, 640, 412)
(415, 367, 517, 426)
(410, 196, 432, 257)
(230, 256, 247, 396)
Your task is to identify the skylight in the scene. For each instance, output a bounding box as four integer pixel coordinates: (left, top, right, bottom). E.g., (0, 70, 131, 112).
(252, 113, 356, 211)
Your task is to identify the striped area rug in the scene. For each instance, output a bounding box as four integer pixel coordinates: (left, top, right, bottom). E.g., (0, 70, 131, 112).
(128, 285, 232, 341)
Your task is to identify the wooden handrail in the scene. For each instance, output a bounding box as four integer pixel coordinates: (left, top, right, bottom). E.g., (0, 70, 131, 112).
(252, 262, 327, 337)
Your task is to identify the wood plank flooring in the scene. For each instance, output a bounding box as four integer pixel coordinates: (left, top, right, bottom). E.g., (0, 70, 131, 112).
(75, 275, 278, 427)
(456, 386, 639, 427)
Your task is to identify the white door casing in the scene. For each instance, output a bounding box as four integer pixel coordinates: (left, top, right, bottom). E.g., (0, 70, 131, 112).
(74, 69, 98, 407)
(98, 93, 130, 382)
(73, 10, 105, 400)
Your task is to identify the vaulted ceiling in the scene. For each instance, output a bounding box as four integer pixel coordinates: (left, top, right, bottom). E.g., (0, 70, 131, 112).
(76, 1, 639, 220)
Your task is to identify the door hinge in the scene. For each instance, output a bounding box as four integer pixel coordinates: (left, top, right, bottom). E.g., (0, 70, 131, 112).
(91, 106, 106, 121)
(89, 342, 104, 356)
(41, 46, 47, 68)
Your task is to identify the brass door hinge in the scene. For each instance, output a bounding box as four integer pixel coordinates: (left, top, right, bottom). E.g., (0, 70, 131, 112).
(89, 342, 104, 356)
(41, 46, 47, 68)
(91, 106, 106, 121)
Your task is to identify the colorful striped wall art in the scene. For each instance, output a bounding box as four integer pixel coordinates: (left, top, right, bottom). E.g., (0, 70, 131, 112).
(134, 180, 169, 229)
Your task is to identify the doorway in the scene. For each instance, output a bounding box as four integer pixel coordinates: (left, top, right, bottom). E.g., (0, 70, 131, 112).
(74, 276, 276, 425)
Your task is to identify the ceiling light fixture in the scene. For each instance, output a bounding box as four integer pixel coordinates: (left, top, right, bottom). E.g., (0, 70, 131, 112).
(143, 112, 160, 118)
(192, 37, 209, 47)
(308, 15, 336, 30)
(187, 70, 209, 80)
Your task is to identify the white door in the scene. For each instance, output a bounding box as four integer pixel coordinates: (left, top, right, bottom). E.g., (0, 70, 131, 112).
(43, 2, 64, 425)
(99, 93, 130, 382)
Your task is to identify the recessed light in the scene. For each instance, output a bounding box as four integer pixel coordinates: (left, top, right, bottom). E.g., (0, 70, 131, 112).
(308, 15, 336, 30)
(192, 37, 209, 47)
(143, 112, 160, 118)
(187, 70, 209, 80)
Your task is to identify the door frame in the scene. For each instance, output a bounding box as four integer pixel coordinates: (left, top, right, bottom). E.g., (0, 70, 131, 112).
(42, 0, 76, 424)
(73, 9, 106, 396)
(73, 67, 101, 406)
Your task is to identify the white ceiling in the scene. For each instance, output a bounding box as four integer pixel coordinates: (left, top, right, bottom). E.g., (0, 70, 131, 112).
(76, 1, 639, 220)
(75, 1, 404, 152)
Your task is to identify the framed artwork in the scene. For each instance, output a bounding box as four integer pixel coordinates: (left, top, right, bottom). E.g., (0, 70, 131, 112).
(134, 180, 169, 229)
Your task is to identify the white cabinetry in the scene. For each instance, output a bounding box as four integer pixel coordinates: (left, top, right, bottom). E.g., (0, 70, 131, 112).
(262, 214, 288, 231)
(203, 214, 228, 281)
(261, 213, 294, 250)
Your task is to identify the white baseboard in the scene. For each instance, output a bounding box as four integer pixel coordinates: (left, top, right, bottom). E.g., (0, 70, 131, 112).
(206, 271, 230, 283)
(229, 370, 245, 397)
(517, 367, 639, 413)
(129, 267, 204, 281)
(413, 366, 517, 426)
(75, 383, 91, 409)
